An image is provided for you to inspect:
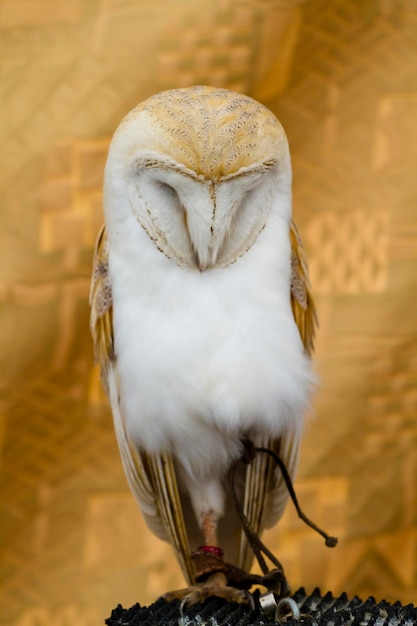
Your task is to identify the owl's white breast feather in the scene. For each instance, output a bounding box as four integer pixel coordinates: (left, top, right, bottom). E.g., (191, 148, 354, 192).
(107, 202, 313, 486)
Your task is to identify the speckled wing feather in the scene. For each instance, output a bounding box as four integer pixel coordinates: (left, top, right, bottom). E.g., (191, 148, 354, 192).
(238, 221, 317, 572)
(89, 226, 114, 389)
(289, 220, 317, 357)
(90, 226, 194, 584)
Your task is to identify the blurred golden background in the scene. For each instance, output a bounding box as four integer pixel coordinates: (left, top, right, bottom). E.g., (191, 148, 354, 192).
(1, 0, 417, 624)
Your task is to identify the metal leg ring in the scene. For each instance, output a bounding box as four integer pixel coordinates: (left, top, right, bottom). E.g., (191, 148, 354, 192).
(259, 591, 280, 619)
(275, 597, 301, 622)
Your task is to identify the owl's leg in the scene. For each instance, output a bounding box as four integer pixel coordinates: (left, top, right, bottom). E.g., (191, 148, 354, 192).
(163, 510, 250, 607)
(202, 508, 218, 546)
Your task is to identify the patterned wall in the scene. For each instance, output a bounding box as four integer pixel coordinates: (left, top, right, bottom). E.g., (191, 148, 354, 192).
(1, 1, 416, 624)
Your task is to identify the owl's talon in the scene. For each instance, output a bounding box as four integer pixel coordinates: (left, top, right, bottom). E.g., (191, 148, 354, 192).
(241, 590, 256, 611)
(179, 596, 191, 616)
(163, 572, 252, 612)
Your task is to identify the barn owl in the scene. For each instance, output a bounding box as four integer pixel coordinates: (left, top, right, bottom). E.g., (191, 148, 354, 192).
(90, 86, 317, 605)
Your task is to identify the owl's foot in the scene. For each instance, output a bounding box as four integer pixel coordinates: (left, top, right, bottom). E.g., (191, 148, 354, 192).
(162, 571, 252, 610)
(162, 546, 253, 609)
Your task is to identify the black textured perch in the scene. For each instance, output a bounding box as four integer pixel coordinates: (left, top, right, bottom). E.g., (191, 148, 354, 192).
(106, 587, 417, 626)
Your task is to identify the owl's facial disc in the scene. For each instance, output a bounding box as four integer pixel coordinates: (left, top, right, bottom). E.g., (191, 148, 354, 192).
(128, 156, 278, 270)
(205, 167, 277, 269)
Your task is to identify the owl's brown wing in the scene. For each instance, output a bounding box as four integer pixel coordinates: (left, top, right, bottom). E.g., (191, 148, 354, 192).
(90, 225, 194, 584)
(90, 226, 114, 388)
(289, 220, 317, 357)
(238, 220, 317, 572)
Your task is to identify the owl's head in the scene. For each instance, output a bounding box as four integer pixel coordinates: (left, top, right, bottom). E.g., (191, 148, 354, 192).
(104, 86, 292, 270)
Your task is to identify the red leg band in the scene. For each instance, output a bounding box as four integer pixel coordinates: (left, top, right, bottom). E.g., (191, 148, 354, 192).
(197, 545, 224, 560)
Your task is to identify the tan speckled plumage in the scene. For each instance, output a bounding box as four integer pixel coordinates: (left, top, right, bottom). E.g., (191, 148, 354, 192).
(119, 86, 286, 180)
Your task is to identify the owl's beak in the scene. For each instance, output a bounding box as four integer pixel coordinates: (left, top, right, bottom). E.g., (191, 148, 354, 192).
(195, 231, 224, 271)
(195, 240, 214, 271)
(185, 219, 213, 271)
(184, 191, 219, 271)
(198, 257, 209, 271)
(194, 224, 225, 271)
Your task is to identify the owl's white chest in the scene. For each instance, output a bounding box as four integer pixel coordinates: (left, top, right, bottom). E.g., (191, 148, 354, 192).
(109, 216, 312, 478)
